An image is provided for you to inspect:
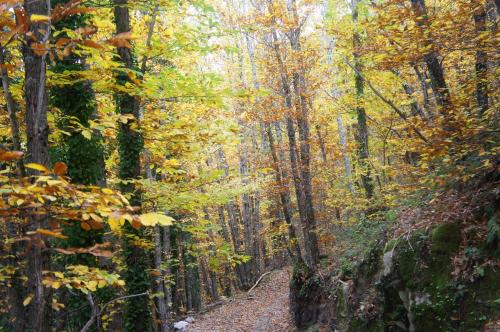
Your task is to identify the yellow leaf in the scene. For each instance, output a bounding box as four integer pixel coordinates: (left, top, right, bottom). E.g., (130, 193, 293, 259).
(102, 188, 114, 195)
(36, 228, 68, 239)
(139, 213, 174, 227)
(23, 295, 33, 306)
(98, 280, 107, 288)
(87, 280, 97, 292)
(81, 130, 92, 140)
(108, 212, 121, 231)
(25, 163, 49, 173)
(30, 14, 50, 22)
(52, 282, 61, 289)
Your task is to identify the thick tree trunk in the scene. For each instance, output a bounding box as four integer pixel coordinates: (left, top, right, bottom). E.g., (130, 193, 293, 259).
(23, 0, 52, 330)
(113, 1, 151, 330)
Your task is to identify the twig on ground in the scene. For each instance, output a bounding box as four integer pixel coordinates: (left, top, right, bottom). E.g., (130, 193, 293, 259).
(248, 271, 272, 293)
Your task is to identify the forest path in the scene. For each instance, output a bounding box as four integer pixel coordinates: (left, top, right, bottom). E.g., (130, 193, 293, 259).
(188, 268, 296, 332)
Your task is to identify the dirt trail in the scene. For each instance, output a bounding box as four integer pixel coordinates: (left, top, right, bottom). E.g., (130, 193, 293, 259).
(188, 268, 296, 332)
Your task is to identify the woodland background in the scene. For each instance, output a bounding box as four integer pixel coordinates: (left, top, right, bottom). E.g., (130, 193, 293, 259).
(0, 0, 498, 331)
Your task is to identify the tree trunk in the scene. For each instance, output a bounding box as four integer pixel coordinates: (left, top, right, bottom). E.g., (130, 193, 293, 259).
(162, 227, 173, 318)
(410, 0, 451, 109)
(337, 116, 356, 194)
(265, 123, 302, 260)
(413, 64, 433, 117)
(202, 207, 220, 302)
(113, 1, 151, 330)
(23, 0, 52, 330)
(473, 4, 489, 115)
(269, 21, 316, 268)
(216, 206, 236, 296)
(352, 0, 374, 199)
(0, 47, 25, 176)
(154, 225, 169, 332)
(182, 232, 201, 312)
(215, 148, 248, 288)
(288, 0, 320, 267)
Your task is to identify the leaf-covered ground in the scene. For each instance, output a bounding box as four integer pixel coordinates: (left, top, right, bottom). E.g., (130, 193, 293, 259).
(189, 268, 295, 332)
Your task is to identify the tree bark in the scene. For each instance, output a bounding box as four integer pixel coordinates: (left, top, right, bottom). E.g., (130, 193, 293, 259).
(269, 22, 317, 268)
(23, 0, 52, 330)
(337, 116, 356, 194)
(0, 47, 25, 176)
(265, 123, 302, 259)
(410, 0, 451, 109)
(113, 1, 151, 330)
(288, 6, 320, 266)
(352, 0, 374, 199)
(215, 148, 248, 288)
(154, 225, 169, 332)
(473, 4, 489, 115)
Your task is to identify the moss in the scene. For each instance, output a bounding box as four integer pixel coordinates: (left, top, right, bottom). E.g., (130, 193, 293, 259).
(460, 267, 500, 331)
(393, 231, 425, 287)
(431, 223, 461, 255)
(359, 242, 383, 278)
(350, 318, 385, 332)
(334, 286, 349, 319)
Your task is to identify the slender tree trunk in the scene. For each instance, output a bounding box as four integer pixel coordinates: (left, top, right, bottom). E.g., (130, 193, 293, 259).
(265, 123, 302, 259)
(216, 206, 236, 295)
(202, 207, 220, 302)
(413, 64, 433, 117)
(215, 148, 248, 288)
(269, 21, 316, 267)
(154, 225, 169, 332)
(473, 4, 489, 115)
(0, 47, 25, 176)
(0, 45, 26, 332)
(410, 0, 451, 109)
(288, 1, 320, 267)
(352, 0, 374, 199)
(337, 116, 356, 194)
(162, 227, 173, 318)
(182, 232, 201, 312)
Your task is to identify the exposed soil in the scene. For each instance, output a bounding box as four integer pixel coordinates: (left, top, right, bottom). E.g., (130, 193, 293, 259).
(189, 268, 296, 332)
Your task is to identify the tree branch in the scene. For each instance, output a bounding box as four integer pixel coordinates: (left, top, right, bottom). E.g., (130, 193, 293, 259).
(343, 57, 429, 143)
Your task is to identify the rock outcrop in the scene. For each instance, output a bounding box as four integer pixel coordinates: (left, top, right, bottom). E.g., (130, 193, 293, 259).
(290, 223, 499, 331)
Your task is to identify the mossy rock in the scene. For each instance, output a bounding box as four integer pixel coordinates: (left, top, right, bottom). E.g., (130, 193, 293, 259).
(431, 223, 461, 255)
(391, 231, 426, 287)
